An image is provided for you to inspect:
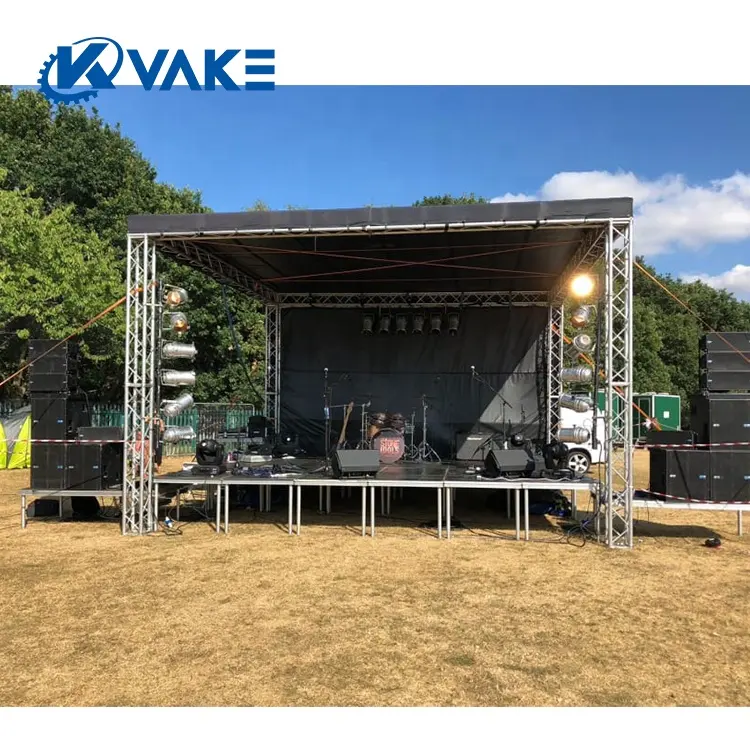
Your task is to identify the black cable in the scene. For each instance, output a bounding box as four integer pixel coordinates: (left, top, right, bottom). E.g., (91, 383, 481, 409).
(221, 283, 265, 406)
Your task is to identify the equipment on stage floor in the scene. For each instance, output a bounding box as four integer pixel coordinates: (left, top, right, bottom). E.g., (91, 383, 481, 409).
(373, 428, 405, 463)
(645, 429, 695, 446)
(541, 440, 571, 474)
(196, 438, 225, 467)
(455, 431, 495, 461)
(415, 394, 441, 462)
(483, 447, 536, 478)
(699, 332, 750, 392)
(331, 449, 380, 478)
(247, 415, 272, 446)
(649, 448, 711, 501)
(690, 393, 750, 446)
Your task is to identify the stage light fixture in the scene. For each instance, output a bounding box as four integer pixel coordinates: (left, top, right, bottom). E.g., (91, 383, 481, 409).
(395, 314, 408, 334)
(161, 369, 197, 387)
(412, 313, 425, 334)
(572, 333, 594, 353)
(430, 313, 442, 335)
(162, 392, 195, 417)
(196, 438, 225, 466)
(167, 312, 190, 334)
(559, 393, 592, 413)
(379, 314, 391, 334)
(362, 314, 374, 335)
(557, 426, 591, 444)
(570, 274, 595, 299)
(162, 425, 197, 443)
(570, 305, 594, 329)
(561, 366, 593, 384)
(164, 286, 189, 307)
(447, 312, 460, 336)
(162, 342, 197, 360)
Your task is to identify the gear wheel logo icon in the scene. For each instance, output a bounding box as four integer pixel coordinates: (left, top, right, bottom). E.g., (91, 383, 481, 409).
(37, 37, 124, 105)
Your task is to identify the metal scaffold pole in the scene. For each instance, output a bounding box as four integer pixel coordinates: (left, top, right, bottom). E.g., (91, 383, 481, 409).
(602, 219, 634, 548)
(122, 234, 159, 535)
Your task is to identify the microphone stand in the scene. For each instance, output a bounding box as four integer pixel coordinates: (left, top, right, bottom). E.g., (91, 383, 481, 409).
(471, 367, 514, 448)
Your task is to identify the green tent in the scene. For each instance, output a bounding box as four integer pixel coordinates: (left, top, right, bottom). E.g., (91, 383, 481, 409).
(0, 406, 31, 469)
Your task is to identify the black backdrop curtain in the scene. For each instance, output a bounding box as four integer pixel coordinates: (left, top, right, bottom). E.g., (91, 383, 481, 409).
(278, 307, 548, 457)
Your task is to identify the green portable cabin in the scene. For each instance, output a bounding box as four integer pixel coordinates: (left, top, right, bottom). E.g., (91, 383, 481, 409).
(633, 392, 681, 439)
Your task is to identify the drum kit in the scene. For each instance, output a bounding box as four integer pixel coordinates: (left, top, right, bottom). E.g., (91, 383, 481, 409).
(331, 394, 441, 465)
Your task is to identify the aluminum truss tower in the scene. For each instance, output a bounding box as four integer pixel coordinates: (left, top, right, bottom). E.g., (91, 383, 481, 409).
(122, 234, 159, 535)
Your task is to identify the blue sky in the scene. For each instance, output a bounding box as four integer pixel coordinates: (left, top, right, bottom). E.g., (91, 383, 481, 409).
(83, 86, 750, 297)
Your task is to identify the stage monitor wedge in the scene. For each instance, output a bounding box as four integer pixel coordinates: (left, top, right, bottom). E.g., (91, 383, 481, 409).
(331, 449, 380, 479)
(484, 448, 536, 478)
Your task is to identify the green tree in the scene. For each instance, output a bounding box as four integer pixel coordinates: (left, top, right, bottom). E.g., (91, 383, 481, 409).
(0, 88, 266, 405)
(0, 179, 124, 399)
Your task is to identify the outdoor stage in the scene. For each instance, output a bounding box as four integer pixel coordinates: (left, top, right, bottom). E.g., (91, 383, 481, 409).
(121, 197, 636, 547)
(152, 459, 598, 540)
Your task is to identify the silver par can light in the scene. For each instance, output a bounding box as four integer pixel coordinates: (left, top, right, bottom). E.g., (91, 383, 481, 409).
(557, 426, 591, 444)
(559, 394, 592, 413)
(561, 366, 593, 384)
(162, 393, 195, 417)
(162, 342, 197, 360)
(162, 426, 196, 443)
(161, 370, 196, 387)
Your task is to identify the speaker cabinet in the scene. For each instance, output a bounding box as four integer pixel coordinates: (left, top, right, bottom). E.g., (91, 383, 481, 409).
(30, 444, 68, 490)
(649, 448, 710, 501)
(331, 449, 380, 478)
(28, 339, 80, 393)
(455, 432, 495, 461)
(77, 426, 124, 441)
(645, 430, 695, 447)
(700, 332, 750, 353)
(66, 443, 124, 491)
(690, 393, 750, 445)
(31, 395, 90, 439)
(709, 450, 750, 502)
(699, 370, 750, 392)
(484, 448, 536, 478)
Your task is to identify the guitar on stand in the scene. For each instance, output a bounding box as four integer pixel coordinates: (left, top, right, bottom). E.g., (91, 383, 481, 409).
(337, 401, 355, 449)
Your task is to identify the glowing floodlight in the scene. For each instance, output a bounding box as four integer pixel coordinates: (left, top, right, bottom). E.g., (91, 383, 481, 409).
(570, 274, 595, 298)
(168, 312, 190, 334)
(164, 287, 189, 307)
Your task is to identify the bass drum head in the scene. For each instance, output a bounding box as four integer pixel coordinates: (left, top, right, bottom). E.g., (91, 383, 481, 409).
(373, 428, 405, 464)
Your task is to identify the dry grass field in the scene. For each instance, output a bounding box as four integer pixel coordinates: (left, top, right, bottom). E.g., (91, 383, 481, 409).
(1, 449, 749, 707)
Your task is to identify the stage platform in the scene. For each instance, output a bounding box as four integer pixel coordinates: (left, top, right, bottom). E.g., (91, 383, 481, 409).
(152, 459, 598, 540)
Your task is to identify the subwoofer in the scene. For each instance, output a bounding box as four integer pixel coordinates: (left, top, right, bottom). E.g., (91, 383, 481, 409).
(331, 449, 380, 478)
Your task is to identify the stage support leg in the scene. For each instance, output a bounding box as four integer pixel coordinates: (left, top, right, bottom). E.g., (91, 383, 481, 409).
(215, 487, 220, 534)
(288, 486, 293, 535)
(437, 487, 442, 539)
(515, 489, 520, 540)
(738, 511, 743, 536)
(380, 488, 385, 516)
(447, 489, 452, 540)
(326, 486, 331, 514)
(370, 487, 375, 537)
(224, 484, 229, 534)
(319, 486, 323, 513)
(524, 489, 530, 541)
(361, 487, 366, 537)
(386, 487, 391, 516)
(296, 486, 301, 536)
(21, 495, 26, 529)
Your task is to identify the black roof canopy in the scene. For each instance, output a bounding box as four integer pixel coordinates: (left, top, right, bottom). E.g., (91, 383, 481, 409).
(127, 198, 633, 297)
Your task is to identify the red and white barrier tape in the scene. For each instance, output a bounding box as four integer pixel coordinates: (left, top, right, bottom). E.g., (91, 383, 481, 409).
(637, 488, 750, 505)
(635, 441, 750, 449)
(19, 439, 125, 444)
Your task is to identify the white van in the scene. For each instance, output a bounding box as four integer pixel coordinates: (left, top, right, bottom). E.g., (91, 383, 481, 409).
(560, 406, 606, 476)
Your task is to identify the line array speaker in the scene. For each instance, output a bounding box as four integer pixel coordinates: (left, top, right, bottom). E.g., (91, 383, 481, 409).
(700, 332, 750, 353)
(645, 430, 696, 446)
(30, 443, 124, 491)
(649, 448, 711, 501)
(28, 339, 80, 393)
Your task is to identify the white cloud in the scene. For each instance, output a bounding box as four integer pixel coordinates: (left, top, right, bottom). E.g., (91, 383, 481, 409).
(681, 264, 750, 301)
(491, 169, 750, 256)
